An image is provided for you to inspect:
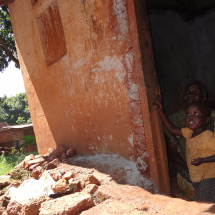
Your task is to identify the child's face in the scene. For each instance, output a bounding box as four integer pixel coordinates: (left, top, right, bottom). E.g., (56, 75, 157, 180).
(185, 103, 210, 131)
(184, 84, 206, 107)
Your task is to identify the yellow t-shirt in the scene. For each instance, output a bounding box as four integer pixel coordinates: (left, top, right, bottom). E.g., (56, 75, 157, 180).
(182, 128, 215, 182)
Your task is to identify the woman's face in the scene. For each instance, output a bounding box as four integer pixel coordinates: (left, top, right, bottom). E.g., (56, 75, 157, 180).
(184, 84, 206, 107)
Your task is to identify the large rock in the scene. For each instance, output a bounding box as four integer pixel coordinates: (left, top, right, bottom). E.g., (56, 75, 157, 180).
(62, 171, 74, 180)
(39, 192, 94, 215)
(81, 199, 148, 215)
(4, 196, 48, 215)
(95, 185, 215, 215)
(66, 148, 76, 158)
(26, 157, 46, 168)
(22, 195, 48, 215)
(81, 174, 101, 188)
(0, 176, 10, 189)
(55, 145, 67, 158)
(31, 166, 43, 179)
(3, 201, 22, 215)
(84, 184, 98, 195)
(0, 206, 6, 215)
(5, 172, 55, 205)
(51, 178, 68, 193)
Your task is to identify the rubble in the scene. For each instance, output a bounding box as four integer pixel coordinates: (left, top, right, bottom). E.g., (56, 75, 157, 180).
(0, 145, 214, 214)
(0, 176, 10, 189)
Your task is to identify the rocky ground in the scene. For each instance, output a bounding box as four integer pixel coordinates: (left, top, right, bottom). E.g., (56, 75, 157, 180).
(0, 145, 214, 215)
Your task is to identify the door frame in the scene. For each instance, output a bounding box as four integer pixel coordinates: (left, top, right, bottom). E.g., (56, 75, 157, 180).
(127, 0, 171, 194)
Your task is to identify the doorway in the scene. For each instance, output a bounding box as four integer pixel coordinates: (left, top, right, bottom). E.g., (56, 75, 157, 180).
(146, 0, 215, 198)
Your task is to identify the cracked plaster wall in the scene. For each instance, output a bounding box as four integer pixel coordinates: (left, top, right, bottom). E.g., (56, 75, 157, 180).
(9, 0, 150, 178)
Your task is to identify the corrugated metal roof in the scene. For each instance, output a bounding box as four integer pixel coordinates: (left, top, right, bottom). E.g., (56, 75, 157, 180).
(3, 123, 33, 129)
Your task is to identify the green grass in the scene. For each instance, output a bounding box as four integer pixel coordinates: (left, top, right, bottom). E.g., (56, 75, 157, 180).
(0, 151, 38, 176)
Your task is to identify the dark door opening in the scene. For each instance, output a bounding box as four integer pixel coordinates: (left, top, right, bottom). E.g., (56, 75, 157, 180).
(146, 0, 215, 198)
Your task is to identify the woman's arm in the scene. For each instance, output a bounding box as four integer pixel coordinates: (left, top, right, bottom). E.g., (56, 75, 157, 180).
(155, 101, 183, 137)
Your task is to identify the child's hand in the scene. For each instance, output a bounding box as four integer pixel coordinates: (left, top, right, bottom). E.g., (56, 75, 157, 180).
(191, 158, 203, 166)
(154, 100, 163, 113)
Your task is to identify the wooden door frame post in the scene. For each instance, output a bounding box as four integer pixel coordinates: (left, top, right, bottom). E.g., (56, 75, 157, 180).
(127, 0, 171, 194)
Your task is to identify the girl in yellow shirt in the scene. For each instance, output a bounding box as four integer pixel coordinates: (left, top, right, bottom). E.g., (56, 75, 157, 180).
(156, 101, 215, 202)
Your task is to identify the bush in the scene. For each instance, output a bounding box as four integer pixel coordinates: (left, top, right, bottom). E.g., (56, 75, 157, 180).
(20, 135, 37, 152)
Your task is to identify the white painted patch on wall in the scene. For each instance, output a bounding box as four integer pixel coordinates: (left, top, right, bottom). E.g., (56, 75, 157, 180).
(114, 70, 126, 83)
(128, 91, 140, 101)
(136, 152, 149, 172)
(89, 146, 96, 151)
(108, 135, 112, 141)
(59, 54, 70, 68)
(72, 57, 86, 70)
(91, 55, 126, 83)
(71, 50, 94, 70)
(93, 73, 105, 85)
(91, 55, 124, 72)
(112, 0, 129, 39)
(128, 134, 133, 147)
(129, 82, 138, 94)
(124, 51, 134, 72)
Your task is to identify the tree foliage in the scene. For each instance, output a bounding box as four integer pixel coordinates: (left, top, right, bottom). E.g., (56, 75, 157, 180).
(0, 6, 19, 71)
(0, 93, 31, 125)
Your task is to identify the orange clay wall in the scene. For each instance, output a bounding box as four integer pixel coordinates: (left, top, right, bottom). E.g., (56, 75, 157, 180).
(9, 0, 150, 177)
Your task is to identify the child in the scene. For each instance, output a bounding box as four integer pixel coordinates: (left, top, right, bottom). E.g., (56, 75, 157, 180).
(156, 100, 215, 203)
(166, 80, 210, 199)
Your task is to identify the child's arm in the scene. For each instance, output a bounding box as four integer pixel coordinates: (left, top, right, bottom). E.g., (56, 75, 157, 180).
(155, 101, 182, 137)
(191, 155, 215, 166)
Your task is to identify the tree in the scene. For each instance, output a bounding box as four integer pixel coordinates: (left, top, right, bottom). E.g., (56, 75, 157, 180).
(0, 93, 31, 125)
(0, 5, 19, 71)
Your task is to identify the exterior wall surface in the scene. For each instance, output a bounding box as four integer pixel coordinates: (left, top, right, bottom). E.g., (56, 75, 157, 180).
(11, 126, 34, 145)
(0, 122, 14, 147)
(8, 0, 170, 193)
(0, 130, 14, 147)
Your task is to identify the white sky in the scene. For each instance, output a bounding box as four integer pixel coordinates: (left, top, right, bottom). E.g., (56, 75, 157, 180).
(0, 62, 26, 97)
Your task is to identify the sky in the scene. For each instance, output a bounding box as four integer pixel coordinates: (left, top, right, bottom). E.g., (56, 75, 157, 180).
(0, 62, 26, 97)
